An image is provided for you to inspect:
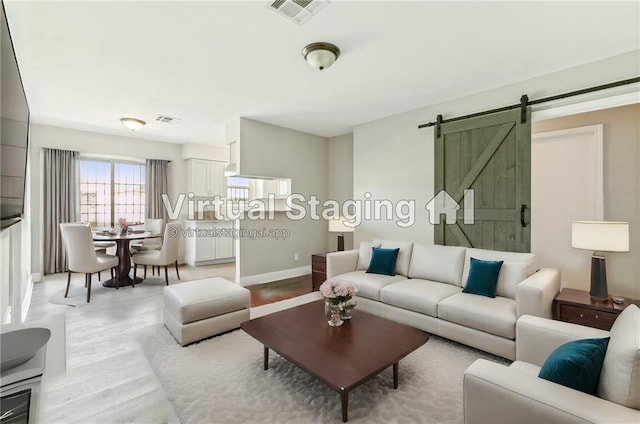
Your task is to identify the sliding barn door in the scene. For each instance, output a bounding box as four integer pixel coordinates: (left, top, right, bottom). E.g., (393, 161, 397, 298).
(434, 108, 531, 252)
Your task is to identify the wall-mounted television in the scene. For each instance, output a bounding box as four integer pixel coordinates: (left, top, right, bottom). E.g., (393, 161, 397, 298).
(0, 0, 30, 230)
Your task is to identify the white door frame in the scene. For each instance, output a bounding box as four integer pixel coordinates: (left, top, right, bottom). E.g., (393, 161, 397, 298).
(531, 85, 640, 122)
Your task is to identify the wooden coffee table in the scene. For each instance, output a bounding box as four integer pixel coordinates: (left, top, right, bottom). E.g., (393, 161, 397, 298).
(241, 299, 430, 422)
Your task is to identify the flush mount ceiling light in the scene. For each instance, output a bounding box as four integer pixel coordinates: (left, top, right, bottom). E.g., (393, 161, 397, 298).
(302, 42, 340, 71)
(120, 117, 146, 131)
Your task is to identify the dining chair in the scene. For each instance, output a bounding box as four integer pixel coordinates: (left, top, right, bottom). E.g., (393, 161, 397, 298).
(131, 218, 164, 250)
(93, 240, 117, 280)
(59, 223, 120, 302)
(131, 218, 164, 276)
(81, 222, 117, 281)
(132, 221, 182, 286)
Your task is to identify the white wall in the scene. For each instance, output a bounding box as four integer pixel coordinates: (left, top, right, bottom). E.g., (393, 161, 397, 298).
(236, 118, 328, 282)
(181, 142, 229, 161)
(352, 51, 639, 278)
(354, 112, 435, 245)
(0, 220, 31, 323)
(1, 141, 32, 324)
(28, 124, 187, 277)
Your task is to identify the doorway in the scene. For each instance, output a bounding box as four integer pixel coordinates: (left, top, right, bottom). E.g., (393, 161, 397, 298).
(531, 125, 603, 289)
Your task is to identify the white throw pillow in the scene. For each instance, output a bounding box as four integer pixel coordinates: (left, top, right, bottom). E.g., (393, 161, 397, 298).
(356, 242, 381, 271)
(407, 243, 466, 286)
(373, 240, 414, 277)
(598, 304, 640, 409)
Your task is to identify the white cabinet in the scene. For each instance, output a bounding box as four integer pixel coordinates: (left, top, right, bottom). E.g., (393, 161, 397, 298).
(186, 159, 226, 197)
(215, 230, 234, 259)
(184, 220, 235, 266)
(209, 161, 225, 197)
(189, 159, 210, 197)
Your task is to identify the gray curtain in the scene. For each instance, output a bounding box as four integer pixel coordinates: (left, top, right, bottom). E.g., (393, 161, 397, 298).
(146, 159, 169, 221)
(43, 148, 78, 274)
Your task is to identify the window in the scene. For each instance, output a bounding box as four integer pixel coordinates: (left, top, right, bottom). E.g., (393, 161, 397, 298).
(79, 159, 145, 227)
(226, 176, 250, 201)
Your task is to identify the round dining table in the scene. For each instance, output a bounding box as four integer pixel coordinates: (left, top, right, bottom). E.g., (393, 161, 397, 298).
(92, 230, 161, 287)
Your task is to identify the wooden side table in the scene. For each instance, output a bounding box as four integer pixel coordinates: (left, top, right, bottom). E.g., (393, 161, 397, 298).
(311, 253, 328, 291)
(553, 288, 639, 331)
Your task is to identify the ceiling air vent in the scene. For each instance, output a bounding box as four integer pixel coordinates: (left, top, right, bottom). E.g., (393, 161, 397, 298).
(155, 115, 181, 124)
(268, 0, 328, 25)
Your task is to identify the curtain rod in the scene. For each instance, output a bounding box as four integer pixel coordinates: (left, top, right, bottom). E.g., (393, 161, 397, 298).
(418, 76, 640, 129)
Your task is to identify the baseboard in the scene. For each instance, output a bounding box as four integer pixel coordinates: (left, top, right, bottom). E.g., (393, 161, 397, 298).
(32, 272, 42, 282)
(239, 265, 311, 287)
(193, 257, 235, 267)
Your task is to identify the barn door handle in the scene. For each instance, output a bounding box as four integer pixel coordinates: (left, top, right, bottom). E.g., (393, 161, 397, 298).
(520, 204, 527, 228)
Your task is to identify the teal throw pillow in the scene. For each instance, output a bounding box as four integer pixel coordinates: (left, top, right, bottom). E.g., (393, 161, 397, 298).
(538, 337, 610, 395)
(366, 247, 400, 276)
(462, 257, 503, 298)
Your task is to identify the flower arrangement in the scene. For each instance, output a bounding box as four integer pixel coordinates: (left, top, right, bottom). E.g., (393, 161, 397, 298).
(342, 297, 358, 310)
(319, 279, 358, 305)
(118, 217, 128, 235)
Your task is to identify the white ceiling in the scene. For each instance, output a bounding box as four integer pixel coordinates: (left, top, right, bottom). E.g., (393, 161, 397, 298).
(4, 1, 639, 146)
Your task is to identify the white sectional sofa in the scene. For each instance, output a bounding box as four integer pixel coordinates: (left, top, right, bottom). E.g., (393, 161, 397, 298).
(327, 240, 561, 360)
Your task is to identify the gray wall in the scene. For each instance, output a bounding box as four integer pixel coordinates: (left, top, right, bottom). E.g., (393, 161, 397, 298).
(532, 104, 640, 299)
(327, 133, 354, 251)
(237, 118, 328, 280)
(352, 51, 639, 294)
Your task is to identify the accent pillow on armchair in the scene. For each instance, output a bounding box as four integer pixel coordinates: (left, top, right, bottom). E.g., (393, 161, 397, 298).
(598, 304, 640, 408)
(538, 337, 610, 395)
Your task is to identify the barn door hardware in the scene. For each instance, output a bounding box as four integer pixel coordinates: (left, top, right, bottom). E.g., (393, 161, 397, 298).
(520, 204, 527, 228)
(436, 114, 443, 138)
(520, 95, 529, 124)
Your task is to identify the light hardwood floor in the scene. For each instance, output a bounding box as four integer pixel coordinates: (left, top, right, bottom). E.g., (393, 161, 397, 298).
(26, 263, 238, 423)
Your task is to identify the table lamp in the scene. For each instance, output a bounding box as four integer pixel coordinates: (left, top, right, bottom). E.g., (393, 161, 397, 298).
(571, 221, 629, 300)
(329, 217, 355, 251)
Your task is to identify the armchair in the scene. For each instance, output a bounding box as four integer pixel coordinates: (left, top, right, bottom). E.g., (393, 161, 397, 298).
(463, 308, 640, 424)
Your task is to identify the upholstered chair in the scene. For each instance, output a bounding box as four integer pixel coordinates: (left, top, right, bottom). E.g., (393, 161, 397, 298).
(131, 218, 164, 252)
(463, 306, 640, 424)
(132, 221, 182, 285)
(130, 218, 164, 274)
(59, 223, 120, 302)
(80, 221, 116, 280)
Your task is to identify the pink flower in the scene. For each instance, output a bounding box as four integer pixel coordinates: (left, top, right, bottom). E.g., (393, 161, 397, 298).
(319, 279, 358, 303)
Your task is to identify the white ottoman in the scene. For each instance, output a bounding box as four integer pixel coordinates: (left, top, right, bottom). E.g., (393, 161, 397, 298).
(163, 277, 251, 346)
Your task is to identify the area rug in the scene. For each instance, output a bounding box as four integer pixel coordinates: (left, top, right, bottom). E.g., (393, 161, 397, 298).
(139, 294, 509, 424)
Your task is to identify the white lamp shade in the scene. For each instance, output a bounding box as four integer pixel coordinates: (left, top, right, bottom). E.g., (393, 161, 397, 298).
(571, 221, 629, 252)
(329, 217, 355, 233)
(305, 49, 336, 70)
